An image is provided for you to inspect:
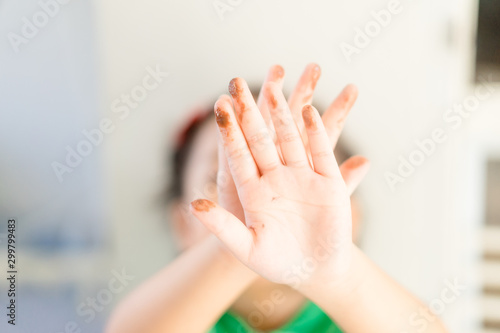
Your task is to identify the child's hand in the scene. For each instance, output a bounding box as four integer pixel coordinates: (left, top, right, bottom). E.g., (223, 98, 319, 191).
(191, 77, 363, 290)
(217, 64, 369, 226)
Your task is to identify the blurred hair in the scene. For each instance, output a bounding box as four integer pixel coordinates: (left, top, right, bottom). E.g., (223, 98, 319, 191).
(167, 107, 214, 201)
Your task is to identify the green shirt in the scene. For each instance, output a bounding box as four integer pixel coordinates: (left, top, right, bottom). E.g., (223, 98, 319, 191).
(208, 301, 343, 333)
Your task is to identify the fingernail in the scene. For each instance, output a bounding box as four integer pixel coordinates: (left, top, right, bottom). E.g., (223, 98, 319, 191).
(272, 65, 285, 80)
(269, 94, 278, 109)
(312, 65, 321, 81)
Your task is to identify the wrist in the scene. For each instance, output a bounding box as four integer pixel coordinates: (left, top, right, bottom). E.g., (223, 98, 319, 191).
(206, 234, 259, 282)
(298, 243, 367, 307)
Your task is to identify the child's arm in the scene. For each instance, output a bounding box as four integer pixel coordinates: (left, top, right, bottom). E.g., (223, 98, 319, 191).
(105, 234, 258, 333)
(303, 244, 448, 332)
(106, 64, 368, 333)
(192, 78, 448, 333)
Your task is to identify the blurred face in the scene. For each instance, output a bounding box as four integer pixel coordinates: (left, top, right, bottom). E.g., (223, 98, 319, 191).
(171, 117, 362, 250)
(172, 118, 218, 250)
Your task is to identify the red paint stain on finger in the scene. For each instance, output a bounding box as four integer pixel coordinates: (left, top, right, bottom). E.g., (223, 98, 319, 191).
(191, 199, 216, 212)
(228, 78, 242, 98)
(215, 106, 231, 128)
(228, 78, 248, 122)
(302, 105, 317, 131)
(269, 94, 278, 109)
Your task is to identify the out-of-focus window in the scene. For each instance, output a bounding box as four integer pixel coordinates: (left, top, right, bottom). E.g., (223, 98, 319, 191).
(475, 0, 500, 82)
(481, 160, 500, 332)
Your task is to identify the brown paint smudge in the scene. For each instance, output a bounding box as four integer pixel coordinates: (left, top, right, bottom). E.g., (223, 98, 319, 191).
(215, 106, 230, 128)
(236, 100, 247, 123)
(191, 199, 216, 212)
(302, 105, 317, 131)
(269, 94, 278, 109)
(228, 78, 248, 122)
(228, 78, 242, 98)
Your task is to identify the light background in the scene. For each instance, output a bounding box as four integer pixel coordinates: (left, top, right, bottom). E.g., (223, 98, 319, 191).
(1, 0, 499, 332)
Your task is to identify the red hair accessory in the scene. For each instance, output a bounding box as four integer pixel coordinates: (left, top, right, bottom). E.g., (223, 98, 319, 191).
(174, 107, 213, 149)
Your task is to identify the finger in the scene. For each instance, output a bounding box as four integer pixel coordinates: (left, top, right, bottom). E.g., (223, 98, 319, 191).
(288, 63, 321, 142)
(302, 104, 341, 178)
(264, 82, 309, 168)
(256, 65, 285, 133)
(322, 84, 358, 148)
(190, 199, 253, 261)
(217, 135, 245, 222)
(339, 156, 370, 195)
(215, 95, 259, 187)
(229, 78, 281, 174)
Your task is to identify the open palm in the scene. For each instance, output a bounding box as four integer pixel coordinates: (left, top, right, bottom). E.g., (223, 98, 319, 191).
(217, 64, 368, 226)
(191, 77, 359, 288)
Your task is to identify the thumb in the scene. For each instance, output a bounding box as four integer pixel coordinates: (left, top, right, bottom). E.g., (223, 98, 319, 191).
(190, 199, 253, 261)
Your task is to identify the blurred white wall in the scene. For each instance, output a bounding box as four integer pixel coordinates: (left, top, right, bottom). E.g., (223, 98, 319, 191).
(91, 0, 499, 331)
